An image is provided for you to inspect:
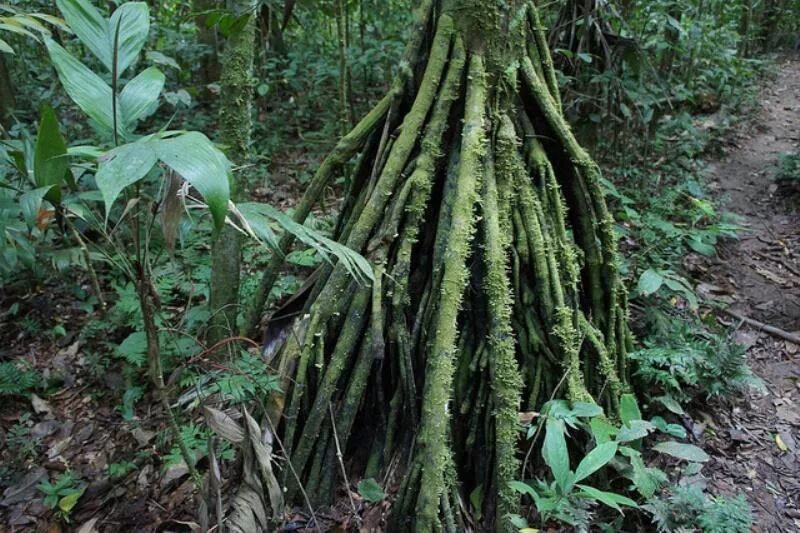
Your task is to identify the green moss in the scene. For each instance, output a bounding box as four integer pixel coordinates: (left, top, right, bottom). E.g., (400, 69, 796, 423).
(482, 141, 522, 530)
(413, 52, 487, 531)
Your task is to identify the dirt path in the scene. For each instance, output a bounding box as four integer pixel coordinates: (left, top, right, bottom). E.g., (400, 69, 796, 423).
(699, 57, 800, 531)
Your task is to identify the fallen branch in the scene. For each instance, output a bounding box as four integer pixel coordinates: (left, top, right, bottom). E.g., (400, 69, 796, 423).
(721, 308, 800, 346)
(753, 249, 800, 279)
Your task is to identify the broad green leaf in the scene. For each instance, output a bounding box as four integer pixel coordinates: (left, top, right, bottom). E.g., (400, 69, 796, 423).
(663, 275, 699, 308)
(620, 393, 642, 426)
(45, 38, 117, 136)
(508, 514, 529, 529)
(9, 15, 50, 35)
(616, 420, 653, 442)
(108, 2, 149, 75)
(666, 15, 684, 34)
(590, 417, 617, 445)
(543, 417, 572, 493)
(20, 186, 54, 229)
(0, 37, 14, 54)
(95, 140, 157, 217)
(636, 268, 664, 296)
(155, 132, 230, 229)
(651, 416, 687, 439)
(58, 489, 83, 513)
(619, 447, 666, 498)
(33, 104, 68, 204)
(67, 145, 105, 159)
(28, 13, 71, 32)
(356, 478, 385, 502)
(508, 480, 541, 508)
(570, 402, 604, 418)
(120, 66, 164, 127)
(573, 441, 618, 484)
(55, 0, 109, 68)
(234, 202, 279, 249)
(653, 395, 685, 415)
(687, 235, 716, 256)
(55, 0, 148, 75)
(652, 441, 710, 462)
(576, 484, 637, 512)
(0, 21, 38, 40)
(146, 50, 179, 70)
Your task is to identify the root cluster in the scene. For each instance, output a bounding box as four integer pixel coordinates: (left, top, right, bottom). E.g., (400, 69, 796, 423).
(245, 2, 631, 530)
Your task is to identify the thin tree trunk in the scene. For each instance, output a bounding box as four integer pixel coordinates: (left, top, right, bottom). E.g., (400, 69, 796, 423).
(336, 0, 354, 133)
(0, 54, 15, 128)
(207, 0, 256, 354)
(193, 0, 221, 89)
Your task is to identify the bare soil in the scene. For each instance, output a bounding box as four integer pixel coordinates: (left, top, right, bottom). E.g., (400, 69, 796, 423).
(696, 57, 800, 532)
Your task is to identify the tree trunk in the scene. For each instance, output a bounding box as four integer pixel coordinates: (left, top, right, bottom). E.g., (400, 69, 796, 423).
(207, 0, 256, 353)
(0, 54, 15, 128)
(258, 3, 288, 57)
(193, 0, 221, 88)
(739, 0, 753, 57)
(239, 1, 630, 530)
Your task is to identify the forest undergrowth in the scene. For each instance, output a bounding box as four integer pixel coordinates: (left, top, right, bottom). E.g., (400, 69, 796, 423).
(0, 0, 798, 531)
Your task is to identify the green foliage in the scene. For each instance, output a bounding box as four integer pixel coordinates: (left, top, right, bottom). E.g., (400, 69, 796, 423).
(33, 104, 68, 204)
(776, 152, 800, 184)
(161, 421, 233, 467)
(357, 478, 386, 503)
(116, 385, 144, 421)
(630, 309, 761, 402)
(0, 5, 65, 54)
(511, 397, 729, 530)
(511, 401, 639, 530)
(209, 351, 281, 404)
(6, 413, 36, 460)
(37, 470, 84, 520)
(106, 460, 137, 478)
(0, 358, 41, 396)
(645, 485, 752, 533)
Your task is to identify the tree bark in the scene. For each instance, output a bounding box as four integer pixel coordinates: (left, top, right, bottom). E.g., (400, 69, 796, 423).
(0, 54, 15, 128)
(238, 1, 631, 530)
(207, 0, 256, 354)
(193, 0, 221, 88)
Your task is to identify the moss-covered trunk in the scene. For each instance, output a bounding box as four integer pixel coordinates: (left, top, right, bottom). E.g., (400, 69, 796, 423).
(207, 0, 256, 352)
(241, 1, 631, 530)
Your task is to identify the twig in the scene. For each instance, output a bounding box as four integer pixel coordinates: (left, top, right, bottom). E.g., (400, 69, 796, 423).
(329, 403, 361, 525)
(720, 308, 800, 345)
(753, 249, 800, 279)
(64, 215, 107, 313)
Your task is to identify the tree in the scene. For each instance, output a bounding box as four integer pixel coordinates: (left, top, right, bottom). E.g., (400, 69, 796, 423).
(235, 0, 630, 530)
(0, 55, 14, 128)
(207, 0, 257, 351)
(193, 0, 221, 87)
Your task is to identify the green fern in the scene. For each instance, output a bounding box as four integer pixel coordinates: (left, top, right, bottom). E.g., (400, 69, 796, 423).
(0, 359, 41, 396)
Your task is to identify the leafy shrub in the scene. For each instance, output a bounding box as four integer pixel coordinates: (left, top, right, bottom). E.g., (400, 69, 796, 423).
(630, 309, 760, 402)
(776, 152, 800, 185)
(645, 485, 752, 533)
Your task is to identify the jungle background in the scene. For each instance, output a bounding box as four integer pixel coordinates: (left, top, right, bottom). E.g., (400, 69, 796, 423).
(0, 0, 799, 531)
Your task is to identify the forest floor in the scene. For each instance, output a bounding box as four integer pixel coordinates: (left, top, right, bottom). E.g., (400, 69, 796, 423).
(2, 60, 800, 532)
(694, 57, 800, 531)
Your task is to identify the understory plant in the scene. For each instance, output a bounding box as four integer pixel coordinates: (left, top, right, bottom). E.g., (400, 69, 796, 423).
(3, 0, 372, 488)
(510, 396, 748, 532)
